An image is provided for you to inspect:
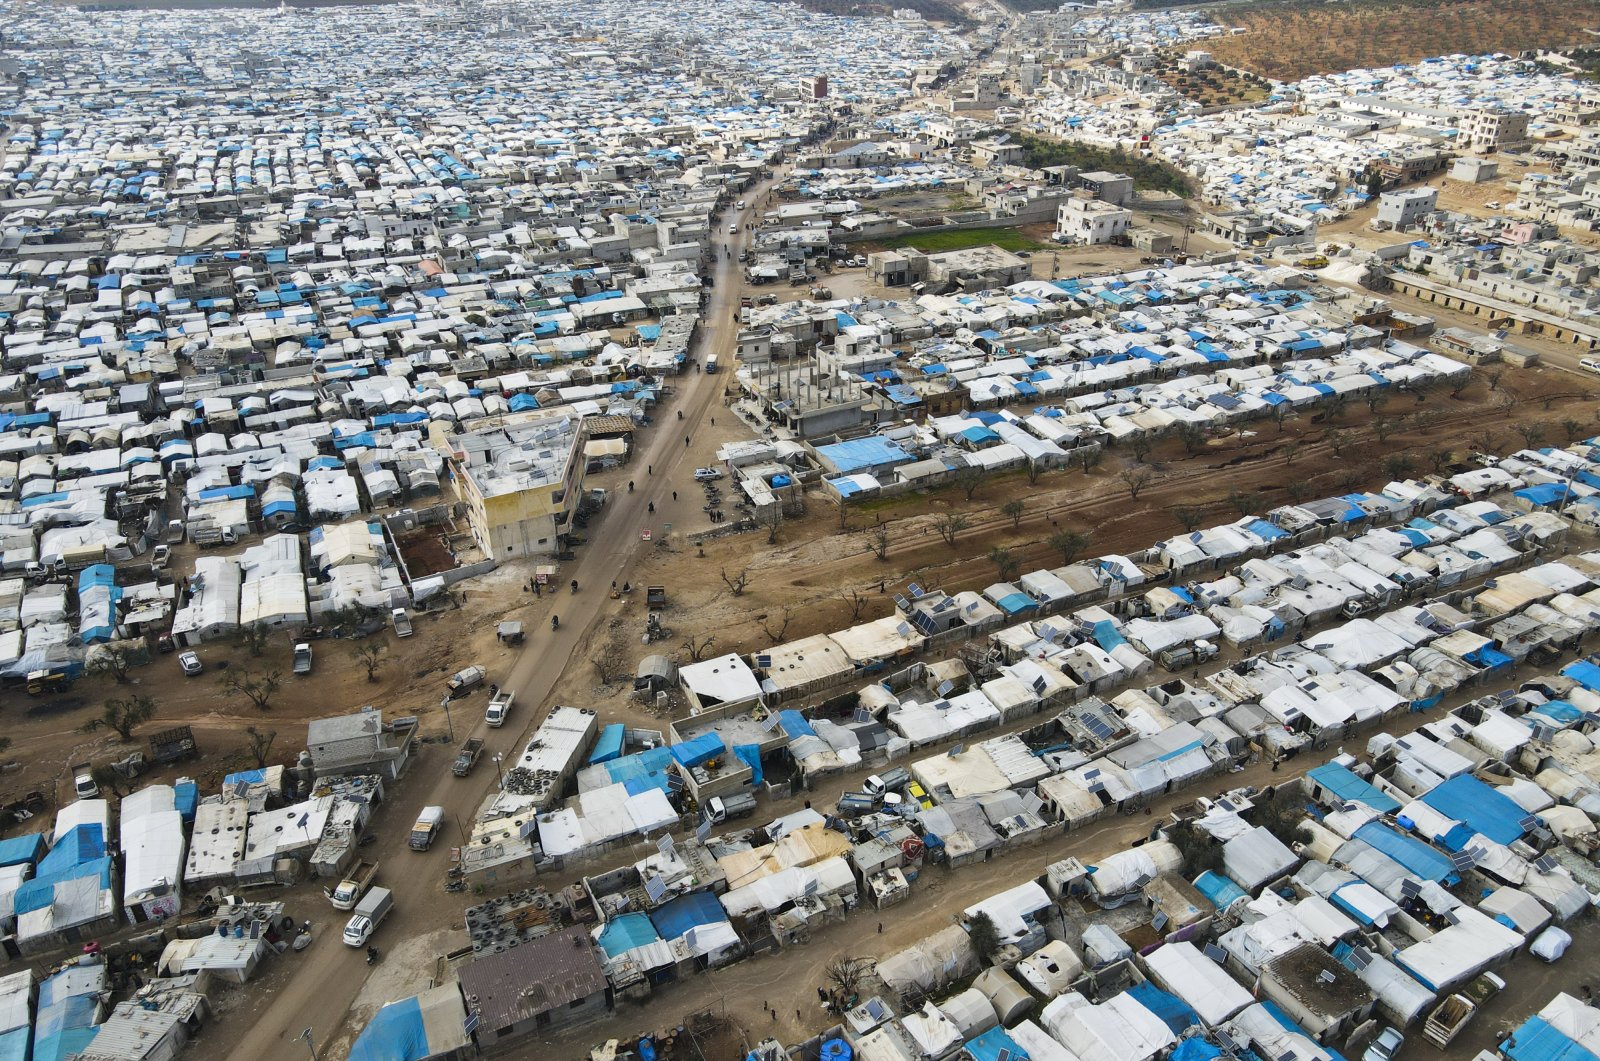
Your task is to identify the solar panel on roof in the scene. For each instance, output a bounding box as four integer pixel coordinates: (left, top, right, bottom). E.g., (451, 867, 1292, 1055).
(894, 595, 911, 611)
(1449, 851, 1477, 871)
(1518, 815, 1539, 831)
(1204, 943, 1227, 964)
(937, 680, 955, 696)
(866, 999, 889, 1021)
(1348, 946, 1373, 970)
(755, 654, 772, 669)
(895, 622, 913, 638)
(908, 583, 925, 598)
(1535, 855, 1558, 873)
(1084, 715, 1115, 739)
(1400, 879, 1422, 899)
(1031, 676, 1049, 694)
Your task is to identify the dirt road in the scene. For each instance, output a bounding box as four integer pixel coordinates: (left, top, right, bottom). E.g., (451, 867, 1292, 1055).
(223, 173, 785, 1061)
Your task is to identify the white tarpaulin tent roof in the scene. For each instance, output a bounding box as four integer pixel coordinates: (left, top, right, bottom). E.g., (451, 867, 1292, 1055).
(1142, 941, 1253, 1026)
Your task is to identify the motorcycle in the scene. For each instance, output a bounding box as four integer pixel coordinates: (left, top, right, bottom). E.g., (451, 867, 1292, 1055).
(570, 579, 578, 594)
(366, 946, 379, 966)
(551, 615, 560, 631)
(445, 880, 466, 893)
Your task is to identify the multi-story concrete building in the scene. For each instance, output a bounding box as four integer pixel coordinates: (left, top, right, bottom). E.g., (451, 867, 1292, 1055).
(1055, 196, 1133, 245)
(1375, 188, 1438, 231)
(1462, 105, 1529, 152)
(447, 416, 588, 560)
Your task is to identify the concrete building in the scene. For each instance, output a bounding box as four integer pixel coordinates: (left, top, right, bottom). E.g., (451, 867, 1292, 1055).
(306, 710, 413, 780)
(1055, 196, 1132, 245)
(1462, 106, 1529, 152)
(1076, 170, 1134, 206)
(1375, 188, 1438, 231)
(446, 416, 587, 560)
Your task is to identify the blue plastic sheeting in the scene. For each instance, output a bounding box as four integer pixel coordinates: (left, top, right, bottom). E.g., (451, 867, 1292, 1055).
(223, 768, 267, 787)
(0, 833, 44, 868)
(1091, 619, 1127, 651)
(1502, 1016, 1600, 1061)
(1261, 1000, 1350, 1061)
(1515, 484, 1571, 508)
(1530, 701, 1583, 726)
(814, 437, 914, 475)
(350, 996, 432, 1061)
(589, 724, 626, 765)
(1307, 763, 1402, 814)
(994, 592, 1036, 615)
(670, 732, 725, 769)
(1463, 645, 1514, 672)
(597, 913, 661, 958)
(32, 1028, 97, 1061)
(598, 747, 675, 796)
(1126, 981, 1200, 1034)
(1419, 775, 1530, 846)
(1246, 519, 1289, 541)
(16, 857, 111, 916)
(1354, 822, 1458, 884)
(38, 825, 104, 874)
(1562, 660, 1600, 693)
(964, 1027, 1027, 1061)
(1171, 1038, 1224, 1061)
(778, 710, 816, 739)
(733, 745, 763, 786)
(0, 1026, 29, 1061)
(650, 890, 730, 944)
(1193, 871, 1247, 909)
(174, 782, 198, 823)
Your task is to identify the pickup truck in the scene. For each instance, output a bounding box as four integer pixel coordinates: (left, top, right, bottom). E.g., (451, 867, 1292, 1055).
(703, 791, 758, 825)
(647, 586, 666, 610)
(391, 608, 414, 638)
(1421, 973, 1502, 1048)
(325, 859, 379, 910)
(342, 886, 393, 946)
(485, 689, 514, 727)
(836, 792, 876, 819)
(292, 643, 313, 675)
(864, 767, 910, 800)
(71, 761, 98, 800)
(410, 805, 445, 851)
(446, 665, 486, 698)
(453, 737, 485, 776)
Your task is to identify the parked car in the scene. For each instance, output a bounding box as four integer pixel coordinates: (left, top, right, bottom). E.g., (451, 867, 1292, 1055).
(693, 467, 724, 481)
(1362, 1027, 1403, 1061)
(150, 545, 170, 571)
(178, 651, 203, 676)
(907, 780, 934, 809)
(1580, 358, 1600, 377)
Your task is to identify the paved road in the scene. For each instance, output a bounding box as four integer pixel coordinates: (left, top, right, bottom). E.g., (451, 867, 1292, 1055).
(230, 173, 782, 1061)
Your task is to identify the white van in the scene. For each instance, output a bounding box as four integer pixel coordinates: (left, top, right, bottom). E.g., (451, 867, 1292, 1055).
(1581, 358, 1600, 377)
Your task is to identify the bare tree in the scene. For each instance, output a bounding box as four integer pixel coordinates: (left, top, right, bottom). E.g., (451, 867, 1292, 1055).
(839, 588, 869, 622)
(1118, 467, 1155, 500)
(1227, 490, 1260, 517)
(761, 505, 782, 546)
(1025, 460, 1048, 486)
(1335, 468, 1366, 493)
(988, 546, 1020, 582)
(1372, 417, 1395, 443)
(89, 646, 137, 684)
(1048, 529, 1090, 565)
(1126, 434, 1153, 462)
(720, 567, 750, 597)
(1174, 505, 1207, 532)
(244, 726, 277, 769)
(1001, 498, 1026, 530)
(833, 495, 851, 533)
(235, 622, 272, 658)
(759, 607, 793, 644)
(1078, 446, 1104, 472)
(934, 512, 968, 548)
(1271, 403, 1291, 433)
(1283, 441, 1301, 466)
(1497, 392, 1517, 415)
(1469, 428, 1500, 455)
(1365, 391, 1389, 415)
(681, 635, 717, 662)
(1563, 418, 1586, 442)
(868, 521, 891, 562)
(1450, 373, 1471, 398)
(952, 465, 984, 502)
(350, 643, 384, 683)
(1429, 448, 1455, 473)
(1324, 428, 1349, 457)
(82, 694, 157, 741)
(1325, 394, 1349, 421)
(1516, 422, 1546, 449)
(221, 668, 282, 712)
(592, 638, 628, 685)
(826, 957, 875, 1000)
(1285, 480, 1313, 503)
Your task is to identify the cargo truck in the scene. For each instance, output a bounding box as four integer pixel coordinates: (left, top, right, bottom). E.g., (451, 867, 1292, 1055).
(485, 689, 514, 727)
(446, 665, 485, 698)
(410, 806, 445, 851)
(342, 886, 393, 946)
(453, 738, 485, 777)
(703, 792, 758, 825)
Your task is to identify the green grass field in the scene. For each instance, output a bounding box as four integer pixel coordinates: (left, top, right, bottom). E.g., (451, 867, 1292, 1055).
(859, 227, 1052, 254)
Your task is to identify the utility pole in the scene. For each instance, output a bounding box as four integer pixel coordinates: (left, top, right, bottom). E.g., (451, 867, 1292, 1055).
(299, 1028, 319, 1061)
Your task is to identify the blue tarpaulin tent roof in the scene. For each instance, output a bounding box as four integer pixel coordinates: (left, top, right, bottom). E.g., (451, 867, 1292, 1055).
(1419, 775, 1530, 846)
(1502, 1016, 1600, 1061)
(596, 913, 661, 958)
(1308, 763, 1401, 813)
(1193, 871, 1247, 909)
(1561, 660, 1600, 692)
(590, 724, 626, 765)
(671, 733, 725, 769)
(964, 1027, 1027, 1061)
(733, 744, 763, 786)
(349, 986, 469, 1061)
(815, 437, 914, 474)
(1355, 822, 1458, 883)
(1127, 982, 1200, 1034)
(651, 890, 730, 944)
(778, 710, 815, 739)
(1171, 1039, 1224, 1061)
(597, 746, 676, 796)
(0, 833, 43, 869)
